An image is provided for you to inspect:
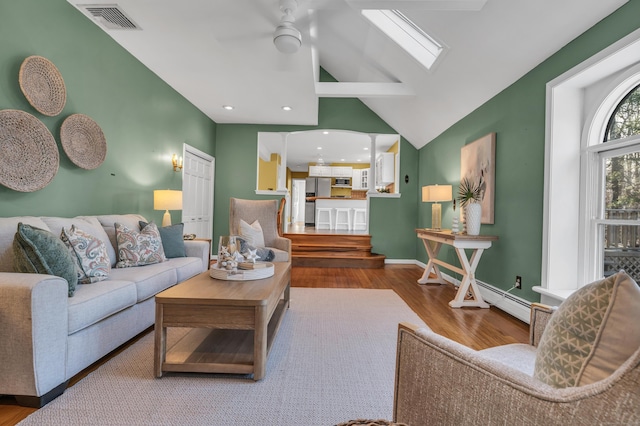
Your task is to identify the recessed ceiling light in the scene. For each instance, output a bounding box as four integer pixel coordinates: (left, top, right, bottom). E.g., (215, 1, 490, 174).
(282, 106, 292, 111)
(222, 105, 234, 110)
(364, 147, 369, 150)
(357, 159, 362, 162)
(317, 147, 322, 150)
(322, 131, 329, 135)
(340, 159, 345, 162)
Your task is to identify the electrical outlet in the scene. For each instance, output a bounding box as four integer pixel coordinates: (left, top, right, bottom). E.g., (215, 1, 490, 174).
(515, 276, 522, 289)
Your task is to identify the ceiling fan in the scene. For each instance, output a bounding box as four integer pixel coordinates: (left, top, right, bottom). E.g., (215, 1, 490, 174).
(273, 0, 303, 54)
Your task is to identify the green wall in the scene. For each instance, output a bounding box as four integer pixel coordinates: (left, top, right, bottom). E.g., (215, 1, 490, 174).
(418, 0, 640, 301)
(0, 0, 216, 225)
(214, 74, 419, 258)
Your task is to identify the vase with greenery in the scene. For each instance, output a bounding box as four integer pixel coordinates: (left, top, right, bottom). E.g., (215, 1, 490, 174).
(458, 177, 483, 235)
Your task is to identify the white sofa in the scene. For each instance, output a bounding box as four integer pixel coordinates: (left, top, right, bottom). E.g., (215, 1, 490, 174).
(0, 214, 210, 407)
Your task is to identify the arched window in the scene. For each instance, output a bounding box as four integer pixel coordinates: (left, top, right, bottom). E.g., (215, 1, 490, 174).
(538, 31, 640, 306)
(595, 83, 640, 282)
(604, 83, 640, 142)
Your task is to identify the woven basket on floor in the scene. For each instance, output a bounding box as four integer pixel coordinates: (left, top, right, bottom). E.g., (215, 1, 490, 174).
(0, 109, 59, 192)
(19, 55, 67, 117)
(60, 113, 107, 170)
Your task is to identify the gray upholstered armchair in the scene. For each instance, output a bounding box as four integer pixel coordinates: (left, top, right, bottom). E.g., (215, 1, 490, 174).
(229, 197, 291, 262)
(394, 271, 640, 425)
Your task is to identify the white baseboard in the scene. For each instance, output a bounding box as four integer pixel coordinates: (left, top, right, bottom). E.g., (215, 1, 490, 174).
(401, 259, 531, 324)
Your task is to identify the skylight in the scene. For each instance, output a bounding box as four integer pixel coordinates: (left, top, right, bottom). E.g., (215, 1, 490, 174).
(362, 9, 444, 70)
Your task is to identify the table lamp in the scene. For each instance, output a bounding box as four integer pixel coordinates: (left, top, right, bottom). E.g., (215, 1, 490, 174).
(422, 185, 452, 231)
(154, 190, 183, 227)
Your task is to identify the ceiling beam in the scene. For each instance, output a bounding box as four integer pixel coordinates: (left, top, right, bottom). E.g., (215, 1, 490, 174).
(344, 0, 487, 11)
(315, 82, 415, 98)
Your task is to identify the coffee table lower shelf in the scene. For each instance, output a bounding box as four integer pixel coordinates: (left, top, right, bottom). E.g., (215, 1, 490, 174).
(158, 298, 288, 377)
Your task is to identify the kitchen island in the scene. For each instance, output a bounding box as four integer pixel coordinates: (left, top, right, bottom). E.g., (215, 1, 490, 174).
(315, 198, 368, 231)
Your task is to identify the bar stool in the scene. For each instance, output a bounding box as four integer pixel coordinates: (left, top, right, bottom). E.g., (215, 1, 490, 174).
(352, 208, 367, 231)
(316, 208, 333, 230)
(334, 208, 352, 231)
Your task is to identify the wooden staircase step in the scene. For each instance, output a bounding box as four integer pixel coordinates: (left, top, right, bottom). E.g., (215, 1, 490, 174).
(285, 232, 385, 268)
(292, 252, 386, 268)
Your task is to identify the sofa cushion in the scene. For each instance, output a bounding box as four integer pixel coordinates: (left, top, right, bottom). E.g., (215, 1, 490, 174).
(108, 262, 177, 303)
(0, 216, 50, 272)
(139, 221, 186, 258)
(96, 214, 147, 266)
(43, 216, 116, 268)
(165, 256, 205, 283)
(13, 223, 78, 297)
(115, 222, 167, 268)
(68, 280, 137, 334)
(239, 219, 265, 247)
(534, 271, 640, 387)
(61, 225, 111, 284)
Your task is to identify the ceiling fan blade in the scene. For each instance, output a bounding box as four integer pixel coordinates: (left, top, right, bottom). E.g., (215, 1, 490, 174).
(344, 0, 487, 11)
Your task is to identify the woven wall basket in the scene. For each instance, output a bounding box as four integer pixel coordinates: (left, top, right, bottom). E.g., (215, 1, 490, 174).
(0, 109, 59, 192)
(60, 114, 107, 170)
(19, 55, 67, 117)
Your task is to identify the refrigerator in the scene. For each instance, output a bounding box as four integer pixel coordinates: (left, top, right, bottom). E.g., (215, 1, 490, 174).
(305, 177, 331, 225)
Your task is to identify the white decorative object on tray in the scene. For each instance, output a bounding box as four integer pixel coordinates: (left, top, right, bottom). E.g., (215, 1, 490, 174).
(210, 262, 274, 281)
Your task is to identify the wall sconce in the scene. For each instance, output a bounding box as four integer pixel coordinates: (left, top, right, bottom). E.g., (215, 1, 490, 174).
(172, 154, 183, 172)
(422, 184, 452, 231)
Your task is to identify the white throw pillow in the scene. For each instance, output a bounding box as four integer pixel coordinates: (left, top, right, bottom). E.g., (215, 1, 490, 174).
(239, 219, 265, 247)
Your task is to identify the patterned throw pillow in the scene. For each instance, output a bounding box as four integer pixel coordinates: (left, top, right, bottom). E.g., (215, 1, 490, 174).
(115, 222, 167, 268)
(61, 225, 110, 284)
(236, 236, 275, 262)
(12, 222, 78, 297)
(533, 271, 640, 388)
(239, 219, 265, 247)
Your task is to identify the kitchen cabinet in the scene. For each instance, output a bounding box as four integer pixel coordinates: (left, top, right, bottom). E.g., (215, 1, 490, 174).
(375, 153, 394, 186)
(308, 165, 332, 177)
(331, 166, 353, 177)
(309, 165, 353, 178)
(352, 168, 370, 190)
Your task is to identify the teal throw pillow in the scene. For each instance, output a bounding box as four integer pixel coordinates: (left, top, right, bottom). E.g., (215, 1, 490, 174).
(139, 221, 186, 258)
(13, 222, 78, 297)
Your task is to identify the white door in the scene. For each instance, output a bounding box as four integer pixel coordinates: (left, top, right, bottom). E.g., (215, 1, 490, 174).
(181, 144, 214, 240)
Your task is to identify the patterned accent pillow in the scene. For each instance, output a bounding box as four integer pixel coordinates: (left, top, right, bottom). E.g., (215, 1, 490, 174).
(239, 219, 265, 247)
(61, 225, 111, 284)
(115, 222, 167, 268)
(236, 236, 275, 262)
(533, 271, 640, 387)
(12, 222, 78, 297)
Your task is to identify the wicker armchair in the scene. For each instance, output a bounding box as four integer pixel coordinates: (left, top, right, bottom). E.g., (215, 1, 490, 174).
(393, 301, 640, 425)
(229, 197, 291, 262)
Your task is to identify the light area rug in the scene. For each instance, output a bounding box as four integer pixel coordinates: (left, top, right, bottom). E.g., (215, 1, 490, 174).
(19, 288, 425, 426)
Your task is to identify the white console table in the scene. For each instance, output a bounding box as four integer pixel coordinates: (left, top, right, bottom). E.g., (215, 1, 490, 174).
(416, 229, 498, 309)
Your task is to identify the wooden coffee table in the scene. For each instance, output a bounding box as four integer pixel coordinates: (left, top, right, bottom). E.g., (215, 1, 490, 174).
(154, 261, 291, 380)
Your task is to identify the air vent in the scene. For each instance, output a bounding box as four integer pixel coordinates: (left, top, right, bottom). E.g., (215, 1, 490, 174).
(77, 4, 141, 30)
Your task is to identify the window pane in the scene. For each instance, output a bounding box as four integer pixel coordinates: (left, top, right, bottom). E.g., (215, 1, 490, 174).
(604, 151, 640, 281)
(604, 224, 640, 282)
(604, 83, 640, 142)
(605, 152, 640, 210)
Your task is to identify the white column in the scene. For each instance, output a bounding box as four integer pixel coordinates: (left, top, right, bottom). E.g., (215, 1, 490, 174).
(277, 133, 288, 192)
(368, 133, 378, 195)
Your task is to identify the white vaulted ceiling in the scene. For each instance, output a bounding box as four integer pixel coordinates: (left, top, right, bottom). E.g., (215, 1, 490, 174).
(67, 0, 628, 150)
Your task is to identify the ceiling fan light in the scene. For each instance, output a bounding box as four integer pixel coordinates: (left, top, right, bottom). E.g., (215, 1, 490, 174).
(274, 24, 301, 54)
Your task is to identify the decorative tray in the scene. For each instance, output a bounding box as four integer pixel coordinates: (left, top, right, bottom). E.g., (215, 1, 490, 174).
(209, 262, 274, 281)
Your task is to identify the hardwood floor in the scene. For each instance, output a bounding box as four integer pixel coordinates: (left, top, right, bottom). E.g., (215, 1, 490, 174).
(0, 264, 528, 426)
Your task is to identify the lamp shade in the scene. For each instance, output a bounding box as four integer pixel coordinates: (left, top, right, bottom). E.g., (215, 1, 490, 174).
(422, 185, 452, 203)
(154, 190, 183, 211)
